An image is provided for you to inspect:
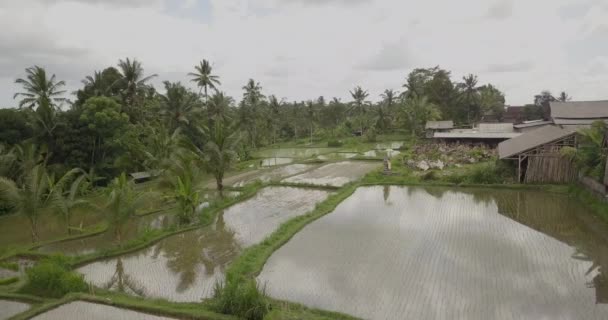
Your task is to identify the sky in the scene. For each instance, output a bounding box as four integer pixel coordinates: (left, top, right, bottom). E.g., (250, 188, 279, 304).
(0, 0, 607, 107)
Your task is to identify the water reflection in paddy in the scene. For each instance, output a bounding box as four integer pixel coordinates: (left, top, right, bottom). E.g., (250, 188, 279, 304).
(30, 301, 175, 320)
(260, 157, 294, 167)
(254, 148, 338, 158)
(0, 300, 29, 319)
(282, 161, 379, 187)
(231, 164, 315, 187)
(259, 186, 608, 320)
(77, 187, 331, 302)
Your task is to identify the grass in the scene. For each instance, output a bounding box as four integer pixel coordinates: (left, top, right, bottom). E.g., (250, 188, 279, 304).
(0, 276, 18, 286)
(0, 261, 19, 271)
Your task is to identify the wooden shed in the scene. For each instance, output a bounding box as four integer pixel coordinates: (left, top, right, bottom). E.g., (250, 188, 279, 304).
(498, 125, 578, 183)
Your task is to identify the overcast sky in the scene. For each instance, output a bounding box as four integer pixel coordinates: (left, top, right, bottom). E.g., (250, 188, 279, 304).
(1, 0, 607, 107)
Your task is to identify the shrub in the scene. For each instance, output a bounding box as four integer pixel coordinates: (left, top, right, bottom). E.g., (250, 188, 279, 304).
(212, 277, 270, 320)
(463, 162, 504, 184)
(20, 256, 88, 298)
(421, 171, 438, 181)
(327, 140, 343, 147)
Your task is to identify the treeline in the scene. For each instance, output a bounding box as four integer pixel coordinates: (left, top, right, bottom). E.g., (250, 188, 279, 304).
(0, 59, 572, 183)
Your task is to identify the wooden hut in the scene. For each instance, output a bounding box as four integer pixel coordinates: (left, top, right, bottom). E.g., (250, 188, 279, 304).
(498, 125, 577, 183)
(425, 120, 454, 138)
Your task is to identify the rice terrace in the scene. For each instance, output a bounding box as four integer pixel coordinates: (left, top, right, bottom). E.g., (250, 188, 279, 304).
(1, 1, 608, 319)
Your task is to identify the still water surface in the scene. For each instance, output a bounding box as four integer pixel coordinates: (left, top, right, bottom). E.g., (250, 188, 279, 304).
(77, 187, 331, 302)
(259, 186, 608, 320)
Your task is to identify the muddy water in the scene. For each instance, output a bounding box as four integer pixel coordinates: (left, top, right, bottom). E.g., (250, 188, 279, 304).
(260, 157, 294, 167)
(282, 161, 379, 187)
(77, 187, 331, 302)
(259, 186, 608, 320)
(231, 164, 315, 187)
(0, 300, 29, 319)
(30, 301, 175, 320)
(255, 148, 338, 158)
(363, 149, 401, 158)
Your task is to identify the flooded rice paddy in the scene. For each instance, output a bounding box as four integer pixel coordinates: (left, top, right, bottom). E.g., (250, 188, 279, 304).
(0, 209, 104, 247)
(77, 187, 332, 302)
(260, 157, 294, 167)
(230, 164, 316, 187)
(282, 161, 379, 187)
(374, 141, 404, 150)
(255, 148, 338, 158)
(30, 301, 175, 320)
(317, 152, 359, 160)
(258, 186, 608, 320)
(36, 211, 175, 256)
(0, 300, 29, 319)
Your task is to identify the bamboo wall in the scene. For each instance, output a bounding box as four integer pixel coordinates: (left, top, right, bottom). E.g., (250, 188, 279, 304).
(524, 154, 577, 183)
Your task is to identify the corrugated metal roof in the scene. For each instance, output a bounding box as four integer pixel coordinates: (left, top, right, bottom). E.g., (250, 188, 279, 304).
(514, 120, 552, 129)
(425, 120, 454, 130)
(434, 131, 521, 139)
(478, 123, 514, 133)
(550, 100, 608, 119)
(498, 125, 577, 159)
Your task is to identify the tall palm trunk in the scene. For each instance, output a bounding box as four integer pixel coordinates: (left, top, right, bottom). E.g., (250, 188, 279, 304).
(28, 216, 39, 242)
(216, 176, 224, 198)
(310, 125, 313, 144)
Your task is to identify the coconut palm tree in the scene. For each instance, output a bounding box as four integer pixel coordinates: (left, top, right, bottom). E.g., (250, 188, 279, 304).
(105, 173, 150, 243)
(400, 94, 441, 136)
(188, 59, 221, 103)
(306, 100, 316, 144)
(115, 58, 157, 109)
(0, 164, 80, 242)
(208, 92, 233, 124)
(267, 95, 283, 145)
(14, 66, 66, 109)
(200, 118, 239, 195)
(241, 79, 265, 148)
(349, 86, 369, 135)
(158, 81, 199, 131)
(50, 171, 91, 235)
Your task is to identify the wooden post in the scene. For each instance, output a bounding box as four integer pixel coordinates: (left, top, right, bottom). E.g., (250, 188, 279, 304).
(517, 154, 522, 183)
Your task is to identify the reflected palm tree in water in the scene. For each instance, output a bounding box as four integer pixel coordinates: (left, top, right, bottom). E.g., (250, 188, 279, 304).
(103, 257, 147, 297)
(159, 213, 240, 293)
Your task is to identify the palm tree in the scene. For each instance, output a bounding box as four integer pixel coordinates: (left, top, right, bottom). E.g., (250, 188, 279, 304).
(241, 79, 265, 148)
(188, 59, 221, 103)
(267, 95, 283, 145)
(208, 92, 233, 124)
(115, 58, 157, 109)
(80, 71, 105, 97)
(172, 175, 200, 225)
(349, 86, 369, 135)
(400, 94, 441, 136)
(158, 81, 199, 131)
(14, 66, 66, 109)
(105, 173, 150, 243)
(381, 89, 398, 116)
(0, 164, 79, 242)
(50, 170, 91, 235)
(200, 118, 239, 195)
(306, 101, 316, 144)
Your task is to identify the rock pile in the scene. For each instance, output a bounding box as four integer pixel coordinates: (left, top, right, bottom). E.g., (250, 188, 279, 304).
(404, 143, 496, 171)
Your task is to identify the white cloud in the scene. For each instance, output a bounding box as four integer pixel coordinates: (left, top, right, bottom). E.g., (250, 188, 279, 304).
(0, 0, 606, 107)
